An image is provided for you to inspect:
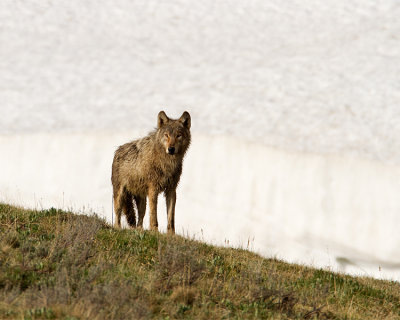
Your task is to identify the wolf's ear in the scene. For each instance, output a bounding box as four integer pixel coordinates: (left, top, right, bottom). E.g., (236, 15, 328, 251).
(158, 111, 169, 128)
(179, 111, 191, 129)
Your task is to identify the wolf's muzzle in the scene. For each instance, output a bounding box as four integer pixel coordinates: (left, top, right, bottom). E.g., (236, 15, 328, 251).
(168, 147, 175, 155)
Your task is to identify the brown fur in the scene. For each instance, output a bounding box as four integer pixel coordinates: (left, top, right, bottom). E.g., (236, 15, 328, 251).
(111, 111, 191, 233)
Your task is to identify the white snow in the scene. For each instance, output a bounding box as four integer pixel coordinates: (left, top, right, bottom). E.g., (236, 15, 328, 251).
(1, 0, 400, 280)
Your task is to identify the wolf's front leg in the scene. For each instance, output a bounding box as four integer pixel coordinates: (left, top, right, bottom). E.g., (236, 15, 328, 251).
(165, 189, 176, 234)
(148, 187, 158, 231)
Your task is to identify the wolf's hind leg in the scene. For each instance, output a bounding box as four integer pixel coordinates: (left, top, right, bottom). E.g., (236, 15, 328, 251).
(135, 196, 146, 228)
(113, 190, 123, 228)
(122, 191, 136, 228)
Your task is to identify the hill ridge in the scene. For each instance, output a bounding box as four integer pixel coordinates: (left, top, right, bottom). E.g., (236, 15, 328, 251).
(1, 203, 399, 319)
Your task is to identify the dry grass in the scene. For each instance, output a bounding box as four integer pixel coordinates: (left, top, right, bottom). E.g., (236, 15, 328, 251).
(1, 203, 400, 319)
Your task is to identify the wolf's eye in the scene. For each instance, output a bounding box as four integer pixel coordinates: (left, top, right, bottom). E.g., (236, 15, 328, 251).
(177, 134, 182, 139)
(164, 133, 169, 138)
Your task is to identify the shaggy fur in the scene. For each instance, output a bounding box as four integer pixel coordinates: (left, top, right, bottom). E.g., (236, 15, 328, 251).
(111, 111, 191, 233)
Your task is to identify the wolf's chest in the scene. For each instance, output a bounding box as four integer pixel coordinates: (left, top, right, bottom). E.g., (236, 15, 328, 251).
(153, 162, 180, 185)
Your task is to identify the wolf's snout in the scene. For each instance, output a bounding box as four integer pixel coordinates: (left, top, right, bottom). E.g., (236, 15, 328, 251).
(168, 147, 175, 155)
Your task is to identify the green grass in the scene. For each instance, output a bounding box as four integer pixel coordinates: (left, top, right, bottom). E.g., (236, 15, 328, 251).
(1, 203, 399, 319)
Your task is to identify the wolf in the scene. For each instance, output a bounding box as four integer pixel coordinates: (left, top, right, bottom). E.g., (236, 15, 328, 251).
(111, 111, 191, 233)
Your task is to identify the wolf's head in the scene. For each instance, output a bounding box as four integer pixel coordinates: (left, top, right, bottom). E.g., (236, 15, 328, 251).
(157, 111, 191, 156)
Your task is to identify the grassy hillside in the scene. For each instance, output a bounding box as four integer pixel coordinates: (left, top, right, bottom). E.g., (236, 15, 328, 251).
(1, 204, 399, 319)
